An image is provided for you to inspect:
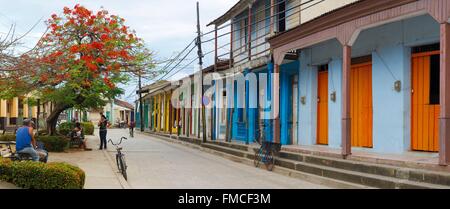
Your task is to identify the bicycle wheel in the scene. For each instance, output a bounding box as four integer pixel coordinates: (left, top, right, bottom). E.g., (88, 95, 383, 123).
(115, 154, 121, 171)
(253, 147, 264, 168)
(119, 155, 128, 180)
(264, 151, 275, 171)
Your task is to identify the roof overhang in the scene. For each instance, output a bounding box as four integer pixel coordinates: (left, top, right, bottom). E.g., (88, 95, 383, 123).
(207, 0, 254, 26)
(268, 0, 418, 49)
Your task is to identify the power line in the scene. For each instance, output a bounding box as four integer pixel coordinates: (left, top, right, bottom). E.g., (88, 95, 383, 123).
(148, 0, 326, 84)
(158, 45, 197, 81)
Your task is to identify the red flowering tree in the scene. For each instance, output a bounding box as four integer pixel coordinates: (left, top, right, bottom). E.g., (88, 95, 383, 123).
(0, 5, 158, 135)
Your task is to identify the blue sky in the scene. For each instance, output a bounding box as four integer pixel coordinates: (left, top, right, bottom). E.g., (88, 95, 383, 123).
(0, 0, 237, 103)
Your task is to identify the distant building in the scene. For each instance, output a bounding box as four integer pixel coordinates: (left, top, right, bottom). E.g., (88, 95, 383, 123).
(65, 99, 134, 127)
(0, 95, 53, 132)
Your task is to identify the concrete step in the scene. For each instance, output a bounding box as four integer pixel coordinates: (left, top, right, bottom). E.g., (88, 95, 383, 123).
(199, 143, 370, 189)
(147, 133, 450, 189)
(279, 150, 450, 187)
(204, 141, 450, 189)
(201, 143, 253, 159)
(207, 140, 253, 152)
(273, 157, 450, 189)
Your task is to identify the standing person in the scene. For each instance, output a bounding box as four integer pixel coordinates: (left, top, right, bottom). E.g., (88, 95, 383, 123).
(16, 119, 48, 162)
(98, 114, 110, 150)
(129, 120, 135, 137)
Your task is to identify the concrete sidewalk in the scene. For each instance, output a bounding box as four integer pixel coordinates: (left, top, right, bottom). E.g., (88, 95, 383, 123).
(49, 135, 127, 189)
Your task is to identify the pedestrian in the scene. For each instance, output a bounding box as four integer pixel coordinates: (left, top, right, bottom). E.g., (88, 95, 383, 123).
(98, 114, 110, 150)
(129, 120, 135, 137)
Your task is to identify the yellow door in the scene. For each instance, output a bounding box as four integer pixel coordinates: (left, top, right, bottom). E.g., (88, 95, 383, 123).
(317, 69, 328, 145)
(350, 62, 373, 148)
(411, 51, 440, 152)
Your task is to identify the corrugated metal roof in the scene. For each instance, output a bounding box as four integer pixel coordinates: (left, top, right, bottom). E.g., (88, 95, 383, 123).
(300, 0, 364, 25)
(114, 99, 134, 110)
(207, 0, 252, 26)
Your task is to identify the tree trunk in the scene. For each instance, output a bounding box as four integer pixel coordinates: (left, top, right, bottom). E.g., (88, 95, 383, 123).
(46, 103, 71, 136)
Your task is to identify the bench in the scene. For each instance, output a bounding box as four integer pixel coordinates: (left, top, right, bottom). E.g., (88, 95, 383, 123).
(1, 127, 17, 135)
(68, 131, 85, 148)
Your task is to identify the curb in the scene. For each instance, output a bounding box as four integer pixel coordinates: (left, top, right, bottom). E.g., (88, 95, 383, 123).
(102, 150, 132, 189)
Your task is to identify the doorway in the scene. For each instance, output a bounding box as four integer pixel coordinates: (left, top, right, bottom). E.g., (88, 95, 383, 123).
(411, 45, 440, 152)
(317, 65, 329, 145)
(350, 59, 373, 148)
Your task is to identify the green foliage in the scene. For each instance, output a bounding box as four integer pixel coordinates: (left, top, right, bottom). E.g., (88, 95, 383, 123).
(58, 122, 74, 136)
(36, 136, 70, 152)
(0, 158, 13, 182)
(81, 122, 94, 135)
(0, 158, 85, 189)
(0, 135, 68, 152)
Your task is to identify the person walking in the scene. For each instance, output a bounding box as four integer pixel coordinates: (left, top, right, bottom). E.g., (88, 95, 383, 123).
(98, 114, 110, 150)
(129, 120, 135, 137)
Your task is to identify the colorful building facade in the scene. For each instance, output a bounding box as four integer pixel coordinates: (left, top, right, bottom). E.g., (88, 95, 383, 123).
(138, 0, 450, 166)
(0, 95, 51, 131)
(267, 0, 450, 165)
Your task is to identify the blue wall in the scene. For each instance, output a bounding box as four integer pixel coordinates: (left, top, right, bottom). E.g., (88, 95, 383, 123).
(295, 14, 440, 154)
(298, 48, 318, 146)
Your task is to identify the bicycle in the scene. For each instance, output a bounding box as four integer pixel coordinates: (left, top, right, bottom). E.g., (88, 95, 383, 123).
(253, 125, 281, 171)
(108, 137, 128, 180)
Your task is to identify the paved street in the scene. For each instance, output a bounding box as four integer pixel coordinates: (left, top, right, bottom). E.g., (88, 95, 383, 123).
(102, 129, 329, 189)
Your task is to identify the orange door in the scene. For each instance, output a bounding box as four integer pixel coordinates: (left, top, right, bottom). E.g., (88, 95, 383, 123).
(411, 51, 440, 152)
(317, 70, 329, 145)
(350, 62, 373, 148)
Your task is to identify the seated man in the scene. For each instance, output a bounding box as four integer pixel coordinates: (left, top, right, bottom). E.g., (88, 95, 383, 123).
(70, 122, 91, 151)
(16, 119, 48, 162)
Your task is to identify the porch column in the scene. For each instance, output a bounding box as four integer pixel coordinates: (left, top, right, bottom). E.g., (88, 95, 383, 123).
(0, 99, 7, 129)
(342, 45, 352, 157)
(23, 100, 29, 119)
(440, 23, 450, 165)
(273, 64, 281, 144)
(10, 97, 19, 125)
(247, 5, 252, 61)
(31, 105, 38, 122)
(230, 21, 234, 68)
(270, 0, 275, 34)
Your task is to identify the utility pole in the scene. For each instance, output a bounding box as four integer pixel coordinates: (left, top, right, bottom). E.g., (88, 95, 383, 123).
(138, 71, 145, 132)
(196, 1, 206, 143)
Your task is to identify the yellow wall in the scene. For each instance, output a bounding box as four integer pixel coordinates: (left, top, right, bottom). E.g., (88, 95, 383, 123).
(165, 93, 170, 133)
(11, 97, 19, 118)
(0, 100, 6, 118)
